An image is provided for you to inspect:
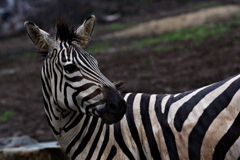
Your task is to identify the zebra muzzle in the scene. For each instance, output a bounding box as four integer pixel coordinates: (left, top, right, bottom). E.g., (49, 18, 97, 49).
(98, 87, 127, 124)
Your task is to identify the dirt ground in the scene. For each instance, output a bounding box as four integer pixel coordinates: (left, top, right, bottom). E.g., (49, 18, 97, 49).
(1, 1, 240, 142)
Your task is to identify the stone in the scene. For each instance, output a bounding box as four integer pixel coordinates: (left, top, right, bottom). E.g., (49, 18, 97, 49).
(0, 141, 69, 160)
(0, 136, 38, 149)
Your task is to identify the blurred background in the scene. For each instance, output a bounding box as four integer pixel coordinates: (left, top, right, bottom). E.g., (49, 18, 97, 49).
(1, 0, 240, 142)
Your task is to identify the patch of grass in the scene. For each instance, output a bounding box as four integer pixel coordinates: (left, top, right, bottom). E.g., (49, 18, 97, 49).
(94, 21, 137, 35)
(228, 18, 240, 27)
(9, 54, 20, 60)
(24, 52, 36, 59)
(107, 22, 138, 31)
(153, 45, 173, 53)
(107, 23, 125, 30)
(143, 58, 151, 65)
(180, 49, 190, 56)
(233, 10, 240, 16)
(133, 21, 232, 50)
(160, 23, 228, 42)
(0, 110, 16, 122)
(86, 40, 113, 54)
(233, 39, 240, 44)
(192, 1, 219, 10)
(87, 18, 240, 54)
(134, 37, 162, 48)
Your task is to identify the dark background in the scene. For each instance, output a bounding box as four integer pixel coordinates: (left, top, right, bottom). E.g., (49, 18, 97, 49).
(0, 0, 240, 142)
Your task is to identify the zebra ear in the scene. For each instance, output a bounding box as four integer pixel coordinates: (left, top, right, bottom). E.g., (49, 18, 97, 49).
(75, 15, 95, 48)
(24, 21, 57, 51)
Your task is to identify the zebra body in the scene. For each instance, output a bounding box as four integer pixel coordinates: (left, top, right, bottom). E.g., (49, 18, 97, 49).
(121, 74, 240, 160)
(24, 15, 240, 160)
(59, 74, 240, 160)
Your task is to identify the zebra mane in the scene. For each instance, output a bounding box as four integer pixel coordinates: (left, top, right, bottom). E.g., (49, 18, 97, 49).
(39, 18, 83, 57)
(55, 17, 80, 43)
(113, 81, 128, 94)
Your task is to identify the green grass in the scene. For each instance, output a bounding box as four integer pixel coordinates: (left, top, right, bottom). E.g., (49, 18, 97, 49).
(233, 39, 240, 44)
(134, 22, 231, 49)
(24, 52, 36, 59)
(0, 110, 16, 122)
(87, 18, 240, 54)
(94, 22, 137, 35)
(153, 45, 173, 53)
(180, 49, 190, 56)
(107, 22, 137, 31)
(107, 23, 125, 30)
(143, 58, 151, 65)
(233, 10, 240, 16)
(86, 40, 113, 54)
(191, 1, 219, 10)
(9, 54, 20, 60)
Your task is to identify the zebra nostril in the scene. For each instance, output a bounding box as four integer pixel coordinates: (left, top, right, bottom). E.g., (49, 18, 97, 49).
(93, 109, 101, 116)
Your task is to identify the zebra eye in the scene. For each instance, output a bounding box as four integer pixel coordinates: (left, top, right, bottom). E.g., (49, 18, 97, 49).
(64, 64, 79, 74)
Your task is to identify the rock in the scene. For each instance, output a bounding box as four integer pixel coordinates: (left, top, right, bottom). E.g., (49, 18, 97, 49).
(0, 141, 69, 160)
(0, 136, 38, 149)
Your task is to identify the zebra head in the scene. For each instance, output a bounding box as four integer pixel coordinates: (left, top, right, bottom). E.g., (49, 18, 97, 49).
(24, 15, 127, 124)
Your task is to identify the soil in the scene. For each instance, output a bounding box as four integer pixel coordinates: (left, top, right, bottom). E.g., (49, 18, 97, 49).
(1, 1, 240, 142)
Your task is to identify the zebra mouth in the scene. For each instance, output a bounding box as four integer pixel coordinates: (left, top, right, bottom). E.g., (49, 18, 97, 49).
(100, 116, 112, 125)
(100, 113, 123, 125)
(98, 99, 127, 125)
(97, 86, 127, 125)
(96, 104, 124, 124)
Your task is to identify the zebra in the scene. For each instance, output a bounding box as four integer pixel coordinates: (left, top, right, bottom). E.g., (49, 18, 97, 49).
(24, 15, 240, 160)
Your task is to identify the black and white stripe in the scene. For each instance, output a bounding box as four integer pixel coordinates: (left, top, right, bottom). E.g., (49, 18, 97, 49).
(54, 73, 240, 160)
(100, 73, 240, 160)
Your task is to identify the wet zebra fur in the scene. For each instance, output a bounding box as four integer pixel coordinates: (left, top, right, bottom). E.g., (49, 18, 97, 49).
(25, 15, 240, 160)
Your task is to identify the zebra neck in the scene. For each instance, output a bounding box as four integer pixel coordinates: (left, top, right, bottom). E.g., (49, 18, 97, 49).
(57, 111, 104, 153)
